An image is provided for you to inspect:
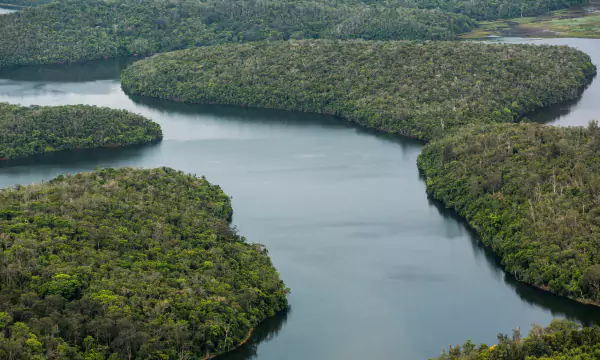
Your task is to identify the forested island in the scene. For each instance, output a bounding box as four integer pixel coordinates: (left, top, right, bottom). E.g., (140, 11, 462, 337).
(0, 0, 588, 67)
(121, 40, 595, 140)
(418, 122, 600, 303)
(433, 320, 600, 359)
(0, 103, 162, 159)
(0, 167, 289, 359)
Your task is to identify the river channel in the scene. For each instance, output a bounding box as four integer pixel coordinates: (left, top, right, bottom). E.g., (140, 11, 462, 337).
(0, 37, 598, 359)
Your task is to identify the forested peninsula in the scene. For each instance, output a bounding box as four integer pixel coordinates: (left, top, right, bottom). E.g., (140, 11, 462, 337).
(121, 40, 595, 141)
(433, 320, 600, 360)
(0, 103, 162, 160)
(0, 0, 587, 67)
(0, 167, 289, 359)
(418, 122, 600, 303)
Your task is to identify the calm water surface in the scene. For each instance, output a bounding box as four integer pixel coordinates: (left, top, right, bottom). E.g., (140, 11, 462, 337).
(0, 38, 599, 360)
(0, 9, 15, 14)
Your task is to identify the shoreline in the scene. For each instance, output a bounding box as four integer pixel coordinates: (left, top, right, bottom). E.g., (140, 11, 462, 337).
(121, 56, 595, 143)
(0, 3, 26, 8)
(120, 42, 598, 312)
(461, 2, 600, 39)
(203, 327, 255, 360)
(425, 190, 600, 310)
(0, 139, 162, 162)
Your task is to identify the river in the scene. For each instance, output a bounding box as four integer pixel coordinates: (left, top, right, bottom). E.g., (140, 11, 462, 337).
(0, 38, 598, 360)
(0, 7, 17, 14)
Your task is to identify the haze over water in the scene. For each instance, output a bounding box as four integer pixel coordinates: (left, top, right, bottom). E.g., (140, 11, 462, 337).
(0, 37, 598, 360)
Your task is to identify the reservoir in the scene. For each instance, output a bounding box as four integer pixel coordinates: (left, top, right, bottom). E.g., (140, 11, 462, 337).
(0, 38, 598, 359)
(0, 7, 17, 14)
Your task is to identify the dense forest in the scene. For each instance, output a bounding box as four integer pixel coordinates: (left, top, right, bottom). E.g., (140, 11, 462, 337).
(433, 320, 600, 360)
(418, 122, 600, 302)
(406, 0, 587, 20)
(0, 167, 289, 359)
(0, 0, 476, 67)
(0, 103, 162, 159)
(121, 40, 594, 140)
(1, 0, 586, 20)
(0, 0, 587, 67)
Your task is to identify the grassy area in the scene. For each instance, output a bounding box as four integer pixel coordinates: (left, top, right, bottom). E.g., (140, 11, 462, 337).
(461, 4, 600, 38)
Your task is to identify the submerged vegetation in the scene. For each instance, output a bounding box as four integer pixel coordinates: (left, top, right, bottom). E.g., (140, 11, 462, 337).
(418, 122, 600, 302)
(121, 40, 594, 140)
(0, 167, 289, 359)
(433, 320, 600, 360)
(0, 103, 162, 160)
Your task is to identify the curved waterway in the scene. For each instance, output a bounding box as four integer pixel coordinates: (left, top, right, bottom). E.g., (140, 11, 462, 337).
(0, 37, 599, 359)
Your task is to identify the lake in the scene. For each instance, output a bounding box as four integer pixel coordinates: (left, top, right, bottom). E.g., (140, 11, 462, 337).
(0, 7, 17, 14)
(0, 38, 598, 360)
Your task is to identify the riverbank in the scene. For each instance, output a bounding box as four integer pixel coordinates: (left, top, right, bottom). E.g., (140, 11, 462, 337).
(2, 40, 600, 358)
(418, 122, 600, 308)
(0, 103, 162, 159)
(0, 167, 289, 359)
(120, 40, 595, 141)
(462, 2, 600, 39)
(0, 3, 25, 8)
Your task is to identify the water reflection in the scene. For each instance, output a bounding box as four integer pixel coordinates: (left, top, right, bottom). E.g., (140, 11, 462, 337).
(0, 144, 159, 173)
(0, 7, 17, 14)
(493, 37, 600, 127)
(129, 93, 425, 150)
(0, 38, 600, 360)
(427, 196, 600, 328)
(0, 58, 136, 83)
(216, 309, 290, 360)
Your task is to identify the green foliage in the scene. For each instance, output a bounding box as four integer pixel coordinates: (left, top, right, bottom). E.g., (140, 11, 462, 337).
(432, 319, 600, 360)
(418, 122, 600, 302)
(405, 0, 587, 20)
(0, 167, 289, 359)
(2, 0, 586, 21)
(0, 103, 162, 159)
(0, 0, 477, 67)
(121, 40, 595, 141)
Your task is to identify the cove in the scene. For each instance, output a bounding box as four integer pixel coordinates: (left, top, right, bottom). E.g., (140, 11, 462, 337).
(0, 38, 599, 360)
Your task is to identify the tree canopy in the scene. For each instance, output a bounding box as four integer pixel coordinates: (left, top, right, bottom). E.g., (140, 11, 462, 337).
(120, 39, 595, 140)
(1, 0, 586, 20)
(405, 0, 587, 20)
(0, 0, 588, 67)
(418, 122, 600, 302)
(0, 103, 162, 160)
(0, 167, 289, 359)
(432, 319, 600, 360)
(0, 0, 476, 67)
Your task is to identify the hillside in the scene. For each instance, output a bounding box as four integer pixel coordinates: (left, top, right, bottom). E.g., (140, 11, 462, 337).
(418, 122, 600, 303)
(0, 103, 162, 159)
(0, 0, 475, 67)
(120, 40, 595, 140)
(0, 167, 289, 359)
(1, 0, 586, 20)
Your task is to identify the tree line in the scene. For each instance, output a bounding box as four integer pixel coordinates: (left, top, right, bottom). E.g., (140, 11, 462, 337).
(120, 39, 595, 141)
(0, 0, 476, 67)
(418, 122, 600, 303)
(0, 103, 162, 160)
(0, 0, 586, 68)
(432, 319, 600, 359)
(0, 167, 289, 359)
